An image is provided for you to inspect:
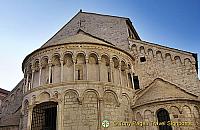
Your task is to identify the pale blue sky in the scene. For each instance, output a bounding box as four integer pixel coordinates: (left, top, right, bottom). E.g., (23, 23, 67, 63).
(0, 0, 199, 91)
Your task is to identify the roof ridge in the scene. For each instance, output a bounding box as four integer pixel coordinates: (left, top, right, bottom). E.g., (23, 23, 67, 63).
(81, 11, 129, 20)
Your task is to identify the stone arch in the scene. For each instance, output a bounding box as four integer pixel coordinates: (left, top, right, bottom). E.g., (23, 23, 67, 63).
(182, 105, 192, 119)
(104, 90, 119, 105)
(32, 60, 40, 88)
(63, 52, 73, 66)
(82, 89, 100, 99)
(144, 110, 153, 121)
(193, 106, 200, 119)
(41, 56, 49, 85)
(81, 90, 98, 129)
(170, 106, 180, 120)
(63, 90, 80, 129)
(139, 46, 145, 54)
(131, 44, 137, 54)
(174, 56, 182, 66)
(121, 94, 132, 122)
(88, 51, 99, 59)
(184, 58, 192, 68)
(63, 53, 74, 81)
(165, 53, 172, 64)
(31, 101, 58, 130)
(63, 51, 73, 57)
(156, 108, 172, 130)
(101, 54, 110, 65)
(156, 51, 163, 61)
(76, 53, 86, 64)
(51, 54, 61, 83)
(89, 53, 98, 64)
(147, 48, 154, 59)
(144, 110, 154, 130)
(112, 56, 120, 85)
(122, 93, 131, 105)
(112, 56, 119, 68)
(64, 89, 79, 98)
(38, 92, 50, 102)
(103, 90, 119, 121)
(75, 53, 86, 80)
(100, 54, 110, 82)
(88, 53, 99, 81)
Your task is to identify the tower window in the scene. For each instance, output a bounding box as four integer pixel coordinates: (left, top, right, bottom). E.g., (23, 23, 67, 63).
(108, 72, 111, 82)
(140, 57, 146, 62)
(133, 76, 140, 90)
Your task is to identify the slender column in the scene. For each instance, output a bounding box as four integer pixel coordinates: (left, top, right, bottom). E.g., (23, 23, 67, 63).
(98, 58, 101, 81)
(60, 60, 64, 82)
(86, 57, 89, 80)
(126, 69, 129, 88)
(26, 73, 29, 92)
(23, 69, 26, 93)
(119, 62, 122, 86)
(131, 73, 134, 89)
(27, 105, 34, 130)
(48, 61, 52, 84)
(110, 60, 114, 83)
(38, 64, 42, 86)
(31, 68, 35, 90)
(73, 58, 76, 81)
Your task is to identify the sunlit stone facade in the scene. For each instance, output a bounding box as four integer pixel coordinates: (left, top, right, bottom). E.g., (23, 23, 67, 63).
(0, 11, 200, 130)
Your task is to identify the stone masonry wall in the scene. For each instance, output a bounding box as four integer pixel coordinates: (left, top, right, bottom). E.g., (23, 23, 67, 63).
(42, 12, 131, 50)
(129, 39, 200, 96)
(0, 80, 24, 128)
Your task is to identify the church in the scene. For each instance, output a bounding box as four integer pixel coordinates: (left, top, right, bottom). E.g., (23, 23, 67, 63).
(0, 10, 199, 130)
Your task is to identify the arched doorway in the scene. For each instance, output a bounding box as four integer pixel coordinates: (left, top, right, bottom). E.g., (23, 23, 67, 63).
(31, 101, 58, 130)
(157, 108, 172, 130)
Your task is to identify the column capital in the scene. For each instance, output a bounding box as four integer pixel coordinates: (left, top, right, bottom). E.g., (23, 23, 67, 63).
(48, 62, 52, 67)
(85, 57, 89, 63)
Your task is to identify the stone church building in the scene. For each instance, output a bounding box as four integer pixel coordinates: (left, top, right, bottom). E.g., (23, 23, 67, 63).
(0, 10, 200, 130)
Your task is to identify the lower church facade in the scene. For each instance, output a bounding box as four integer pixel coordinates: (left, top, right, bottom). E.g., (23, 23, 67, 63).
(0, 11, 200, 130)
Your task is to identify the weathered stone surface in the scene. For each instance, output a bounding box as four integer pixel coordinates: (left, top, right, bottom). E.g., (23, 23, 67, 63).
(0, 11, 200, 130)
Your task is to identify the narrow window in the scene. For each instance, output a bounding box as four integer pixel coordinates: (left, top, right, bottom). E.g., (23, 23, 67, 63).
(133, 76, 140, 90)
(108, 72, 111, 82)
(157, 109, 172, 130)
(50, 72, 52, 83)
(78, 70, 81, 80)
(140, 57, 146, 62)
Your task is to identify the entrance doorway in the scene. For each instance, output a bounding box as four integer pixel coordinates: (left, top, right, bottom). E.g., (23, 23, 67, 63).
(157, 108, 172, 130)
(31, 101, 57, 130)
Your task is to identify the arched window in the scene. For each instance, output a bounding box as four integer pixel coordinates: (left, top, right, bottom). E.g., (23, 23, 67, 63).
(157, 108, 172, 130)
